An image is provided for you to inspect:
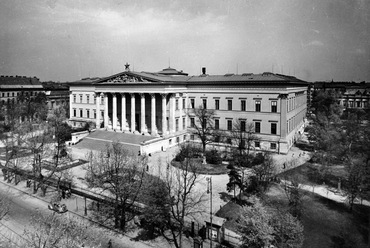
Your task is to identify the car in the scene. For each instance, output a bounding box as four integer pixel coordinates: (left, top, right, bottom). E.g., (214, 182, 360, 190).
(48, 202, 68, 213)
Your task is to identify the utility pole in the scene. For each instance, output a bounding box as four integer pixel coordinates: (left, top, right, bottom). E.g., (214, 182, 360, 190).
(207, 177, 213, 248)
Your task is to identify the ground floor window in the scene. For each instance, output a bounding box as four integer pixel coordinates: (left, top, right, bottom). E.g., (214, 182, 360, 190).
(270, 142, 277, 150)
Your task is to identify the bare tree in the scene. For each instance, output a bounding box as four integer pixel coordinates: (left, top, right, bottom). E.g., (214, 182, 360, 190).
(230, 119, 259, 156)
(252, 151, 276, 192)
(23, 213, 104, 248)
(154, 147, 206, 248)
(85, 143, 147, 231)
(188, 105, 216, 154)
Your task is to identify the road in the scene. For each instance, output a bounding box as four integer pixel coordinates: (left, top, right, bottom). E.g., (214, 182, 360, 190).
(0, 181, 160, 248)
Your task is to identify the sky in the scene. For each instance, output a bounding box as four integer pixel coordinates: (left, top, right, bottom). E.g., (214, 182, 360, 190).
(0, 0, 369, 82)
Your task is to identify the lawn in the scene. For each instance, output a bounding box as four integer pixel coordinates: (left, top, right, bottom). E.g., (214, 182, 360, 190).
(264, 183, 369, 248)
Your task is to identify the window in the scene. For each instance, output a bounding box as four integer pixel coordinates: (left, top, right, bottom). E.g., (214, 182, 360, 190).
(215, 119, 219, 130)
(101, 96, 104, 105)
(94, 95, 96, 104)
(227, 138, 232, 144)
(191, 135, 195, 140)
(228, 100, 232, 110)
(87, 109, 90, 118)
(271, 101, 277, 112)
(191, 99, 195, 108)
(176, 119, 179, 131)
(241, 100, 246, 111)
(270, 143, 277, 150)
(215, 99, 220, 110)
(203, 99, 207, 109)
(176, 99, 179, 110)
(94, 110, 96, 119)
(227, 120, 232, 130)
(176, 137, 180, 143)
(73, 109, 76, 117)
(101, 111, 104, 117)
(255, 100, 261, 112)
(79, 94, 83, 103)
(87, 94, 90, 104)
(190, 117, 195, 127)
(357, 101, 361, 108)
(271, 123, 277, 134)
(79, 109, 83, 117)
(255, 122, 261, 133)
(241, 120, 246, 132)
(7, 93, 9, 97)
(183, 117, 186, 130)
(73, 94, 76, 103)
(183, 99, 185, 109)
(255, 141, 260, 148)
(12, 92, 15, 97)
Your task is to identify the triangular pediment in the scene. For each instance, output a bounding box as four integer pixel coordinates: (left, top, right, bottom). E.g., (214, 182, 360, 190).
(96, 71, 160, 84)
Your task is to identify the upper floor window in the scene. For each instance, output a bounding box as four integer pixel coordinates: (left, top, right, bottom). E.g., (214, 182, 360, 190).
(176, 99, 179, 110)
(228, 100, 232, 110)
(203, 99, 207, 109)
(87, 109, 90, 118)
(94, 95, 97, 104)
(183, 117, 186, 130)
(241, 100, 246, 111)
(87, 94, 90, 104)
(270, 143, 277, 150)
(73, 94, 76, 103)
(255, 122, 261, 133)
(73, 109, 76, 117)
(101, 96, 104, 105)
(255, 100, 261, 112)
(190, 99, 195, 109)
(215, 99, 220, 110)
(271, 101, 277, 112)
(176, 118, 179, 131)
(79, 94, 83, 103)
(94, 110, 96, 119)
(271, 123, 277, 134)
(80, 109, 83, 117)
(255, 141, 260, 148)
(190, 117, 195, 127)
(183, 99, 185, 109)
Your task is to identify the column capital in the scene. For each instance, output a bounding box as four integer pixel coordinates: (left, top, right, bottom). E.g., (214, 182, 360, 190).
(120, 92, 126, 97)
(129, 93, 136, 97)
(161, 93, 167, 99)
(279, 94, 288, 99)
(112, 92, 117, 97)
(139, 93, 145, 98)
(100, 92, 105, 97)
(149, 93, 156, 99)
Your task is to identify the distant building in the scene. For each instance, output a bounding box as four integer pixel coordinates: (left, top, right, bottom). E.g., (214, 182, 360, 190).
(68, 66, 308, 154)
(0, 75, 44, 105)
(42, 81, 70, 111)
(312, 81, 370, 110)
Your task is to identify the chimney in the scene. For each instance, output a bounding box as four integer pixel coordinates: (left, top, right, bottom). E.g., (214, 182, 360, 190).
(202, 67, 206, 75)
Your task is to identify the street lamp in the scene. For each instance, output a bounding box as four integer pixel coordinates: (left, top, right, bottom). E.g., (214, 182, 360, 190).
(206, 177, 213, 248)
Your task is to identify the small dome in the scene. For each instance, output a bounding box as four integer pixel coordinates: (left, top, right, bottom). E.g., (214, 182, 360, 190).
(157, 67, 188, 76)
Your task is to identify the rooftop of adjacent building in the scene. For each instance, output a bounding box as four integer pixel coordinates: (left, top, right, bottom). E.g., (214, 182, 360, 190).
(0, 75, 42, 88)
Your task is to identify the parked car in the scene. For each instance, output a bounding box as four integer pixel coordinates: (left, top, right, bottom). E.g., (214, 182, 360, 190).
(48, 202, 68, 213)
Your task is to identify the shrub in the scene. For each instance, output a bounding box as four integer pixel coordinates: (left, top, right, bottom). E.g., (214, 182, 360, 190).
(205, 149, 222, 165)
(174, 143, 202, 162)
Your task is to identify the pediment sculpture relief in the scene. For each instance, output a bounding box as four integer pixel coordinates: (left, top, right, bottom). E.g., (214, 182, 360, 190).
(107, 75, 149, 83)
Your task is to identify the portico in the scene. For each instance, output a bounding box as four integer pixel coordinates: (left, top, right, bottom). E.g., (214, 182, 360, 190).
(95, 91, 183, 137)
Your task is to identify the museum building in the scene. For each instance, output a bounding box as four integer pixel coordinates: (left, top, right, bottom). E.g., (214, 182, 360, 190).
(68, 66, 308, 154)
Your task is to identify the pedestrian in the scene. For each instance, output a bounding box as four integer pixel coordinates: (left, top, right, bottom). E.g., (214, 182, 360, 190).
(108, 239, 112, 248)
(61, 189, 66, 199)
(283, 163, 286, 169)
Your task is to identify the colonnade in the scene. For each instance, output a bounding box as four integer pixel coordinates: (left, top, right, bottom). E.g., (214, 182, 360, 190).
(94, 92, 186, 136)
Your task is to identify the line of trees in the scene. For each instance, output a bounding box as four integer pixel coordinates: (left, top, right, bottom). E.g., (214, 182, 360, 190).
(307, 89, 370, 210)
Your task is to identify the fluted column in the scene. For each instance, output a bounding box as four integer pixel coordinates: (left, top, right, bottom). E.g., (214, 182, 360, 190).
(179, 94, 183, 131)
(104, 93, 108, 128)
(69, 92, 73, 118)
(130, 93, 135, 133)
(95, 92, 100, 128)
(121, 93, 126, 132)
(140, 93, 146, 133)
(150, 93, 157, 136)
(169, 94, 175, 133)
(112, 93, 117, 130)
(161, 93, 167, 135)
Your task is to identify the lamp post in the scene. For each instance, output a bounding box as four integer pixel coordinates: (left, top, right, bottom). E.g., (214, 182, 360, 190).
(206, 177, 213, 248)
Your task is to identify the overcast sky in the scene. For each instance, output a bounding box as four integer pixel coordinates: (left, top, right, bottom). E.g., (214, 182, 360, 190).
(0, 0, 369, 82)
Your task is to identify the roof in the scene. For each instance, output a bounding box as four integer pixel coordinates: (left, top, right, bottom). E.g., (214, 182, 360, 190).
(0, 75, 43, 89)
(69, 70, 308, 86)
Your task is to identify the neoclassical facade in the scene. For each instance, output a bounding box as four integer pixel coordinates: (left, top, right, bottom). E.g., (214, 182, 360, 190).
(69, 67, 308, 154)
